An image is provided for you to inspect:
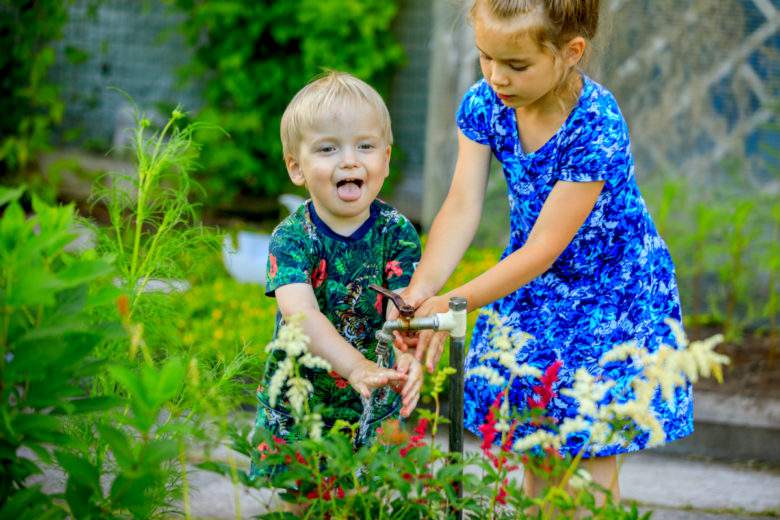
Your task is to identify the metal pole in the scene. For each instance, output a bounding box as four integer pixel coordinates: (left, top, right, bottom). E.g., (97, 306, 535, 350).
(448, 297, 467, 519)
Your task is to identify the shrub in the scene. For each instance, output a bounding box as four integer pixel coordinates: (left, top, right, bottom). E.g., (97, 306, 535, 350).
(174, 0, 405, 206)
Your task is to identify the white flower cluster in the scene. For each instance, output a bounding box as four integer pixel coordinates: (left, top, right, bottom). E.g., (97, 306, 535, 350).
(265, 315, 332, 440)
(483, 317, 729, 455)
(470, 311, 541, 386)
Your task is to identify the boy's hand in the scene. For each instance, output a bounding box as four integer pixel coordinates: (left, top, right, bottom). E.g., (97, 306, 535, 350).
(394, 352, 423, 417)
(347, 358, 407, 400)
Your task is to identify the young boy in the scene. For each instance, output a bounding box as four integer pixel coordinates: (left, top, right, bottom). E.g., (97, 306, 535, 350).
(250, 72, 423, 477)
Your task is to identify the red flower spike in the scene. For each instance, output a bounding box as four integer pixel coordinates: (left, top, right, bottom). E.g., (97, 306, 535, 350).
(528, 360, 563, 410)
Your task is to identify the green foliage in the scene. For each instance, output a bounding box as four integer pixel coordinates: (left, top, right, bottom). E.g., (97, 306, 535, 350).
(173, 0, 404, 205)
(0, 187, 117, 515)
(0, 1, 68, 178)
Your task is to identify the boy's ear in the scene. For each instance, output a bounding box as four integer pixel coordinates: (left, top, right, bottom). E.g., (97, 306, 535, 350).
(285, 154, 306, 186)
(383, 145, 392, 177)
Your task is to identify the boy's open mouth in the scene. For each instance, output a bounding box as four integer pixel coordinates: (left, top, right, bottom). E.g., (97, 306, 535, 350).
(336, 178, 364, 202)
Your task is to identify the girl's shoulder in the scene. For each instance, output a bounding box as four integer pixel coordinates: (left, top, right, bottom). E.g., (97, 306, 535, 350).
(576, 75, 627, 129)
(457, 79, 502, 145)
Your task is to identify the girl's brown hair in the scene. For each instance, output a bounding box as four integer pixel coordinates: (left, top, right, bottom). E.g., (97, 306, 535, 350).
(470, 0, 600, 104)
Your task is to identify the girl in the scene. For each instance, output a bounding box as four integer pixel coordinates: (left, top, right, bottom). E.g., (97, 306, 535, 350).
(394, 0, 692, 500)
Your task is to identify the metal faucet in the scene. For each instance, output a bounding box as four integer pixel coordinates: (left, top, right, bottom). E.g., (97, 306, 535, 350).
(365, 285, 468, 514)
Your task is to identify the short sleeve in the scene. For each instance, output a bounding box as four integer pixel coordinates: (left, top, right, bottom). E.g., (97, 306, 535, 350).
(265, 222, 315, 297)
(557, 92, 631, 187)
(384, 216, 421, 292)
(456, 80, 494, 146)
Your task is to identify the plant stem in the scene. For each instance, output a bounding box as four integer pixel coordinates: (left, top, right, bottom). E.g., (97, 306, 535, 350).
(179, 440, 191, 520)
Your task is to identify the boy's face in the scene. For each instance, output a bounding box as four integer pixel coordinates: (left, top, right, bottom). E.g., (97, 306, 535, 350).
(285, 104, 391, 233)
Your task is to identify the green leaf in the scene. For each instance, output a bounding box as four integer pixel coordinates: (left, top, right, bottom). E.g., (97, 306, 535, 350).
(64, 396, 121, 414)
(155, 357, 185, 403)
(55, 450, 101, 494)
(55, 257, 114, 288)
(0, 486, 54, 520)
(140, 439, 179, 467)
(0, 185, 25, 207)
(97, 424, 136, 470)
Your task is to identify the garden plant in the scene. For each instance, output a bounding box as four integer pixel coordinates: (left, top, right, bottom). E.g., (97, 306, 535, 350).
(227, 311, 729, 519)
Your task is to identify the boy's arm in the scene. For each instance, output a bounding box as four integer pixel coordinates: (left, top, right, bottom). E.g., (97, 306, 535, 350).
(276, 283, 406, 398)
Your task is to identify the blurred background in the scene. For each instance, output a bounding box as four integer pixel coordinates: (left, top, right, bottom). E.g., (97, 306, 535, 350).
(1, 0, 779, 399)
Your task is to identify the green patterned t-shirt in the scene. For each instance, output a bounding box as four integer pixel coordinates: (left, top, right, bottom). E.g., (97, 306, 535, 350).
(259, 199, 421, 425)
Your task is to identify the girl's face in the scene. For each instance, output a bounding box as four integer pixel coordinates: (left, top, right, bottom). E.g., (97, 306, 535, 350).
(474, 14, 580, 111)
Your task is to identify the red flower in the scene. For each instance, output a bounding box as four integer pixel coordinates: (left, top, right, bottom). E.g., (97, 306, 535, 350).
(374, 292, 383, 314)
(400, 417, 429, 457)
(385, 260, 403, 279)
(295, 451, 307, 465)
(328, 370, 349, 389)
(527, 360, 563, 410)
(268, 254, 278, 279)
(495, 478, 509, 505)
(311, 258, 327, 288)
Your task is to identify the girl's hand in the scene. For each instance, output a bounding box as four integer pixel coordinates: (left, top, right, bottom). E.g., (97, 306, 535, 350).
(410, 295, 452, 373)
(386, 284, 435, 352)
(393, 352, 423, 417)
(347, 358, 408, 399)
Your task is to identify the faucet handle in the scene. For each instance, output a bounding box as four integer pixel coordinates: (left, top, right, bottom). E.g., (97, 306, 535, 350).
(368, 284, 416, 319)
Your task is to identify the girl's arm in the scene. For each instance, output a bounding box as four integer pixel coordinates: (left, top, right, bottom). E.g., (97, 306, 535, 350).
(453, 179, 604, 310)
(275, 283, 407, 399)
(412, 179, 604, 371)
(405, 130, 493, 300)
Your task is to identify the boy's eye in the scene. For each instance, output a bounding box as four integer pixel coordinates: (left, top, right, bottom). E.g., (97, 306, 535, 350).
(509, 64, 528, 72)
(358, 143, 375, 150)
(317, 145, 336, 153)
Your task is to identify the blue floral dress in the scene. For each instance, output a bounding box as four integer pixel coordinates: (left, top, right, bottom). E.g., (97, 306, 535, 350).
(459, 76, 693, 457)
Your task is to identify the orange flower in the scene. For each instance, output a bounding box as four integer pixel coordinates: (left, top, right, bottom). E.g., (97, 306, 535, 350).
(116, 295, 130, 318)
(268, 254, 278, 279)
(377, 419, 409, 446)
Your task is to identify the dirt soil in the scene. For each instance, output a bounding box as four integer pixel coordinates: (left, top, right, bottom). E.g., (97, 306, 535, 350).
(691, 329, 780, 400)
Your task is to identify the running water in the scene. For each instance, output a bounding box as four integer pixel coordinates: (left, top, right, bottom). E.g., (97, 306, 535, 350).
(356, 334, 392, 447)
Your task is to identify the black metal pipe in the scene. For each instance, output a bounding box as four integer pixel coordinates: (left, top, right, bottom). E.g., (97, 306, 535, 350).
(448, 297, 467, 519)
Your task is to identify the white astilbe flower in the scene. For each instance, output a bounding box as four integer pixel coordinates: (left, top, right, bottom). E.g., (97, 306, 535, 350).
(299, 353, 332, 371)
(267, 357, 293, 408)
(599, 341, 643, 364)
(267, 317, 310, 358)
(466, 365, 506, 387)
(589, 422, 613, 446)
(513, 430, 559, 453)
(495, 394, 512, 432)
(569, 468, 593, 490)
(561, 368, 615, 418)
(305, 413, 324, 441)
(286, 377, 314, 415)
(558, 417, 591, 438)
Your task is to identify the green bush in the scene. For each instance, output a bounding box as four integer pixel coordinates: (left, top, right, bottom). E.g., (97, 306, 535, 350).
(174, 0, 404, 205)
(0, 1, 68, 182)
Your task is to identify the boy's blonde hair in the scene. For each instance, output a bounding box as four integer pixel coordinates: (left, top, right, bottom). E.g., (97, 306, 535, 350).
(280, 71, 393, 158)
